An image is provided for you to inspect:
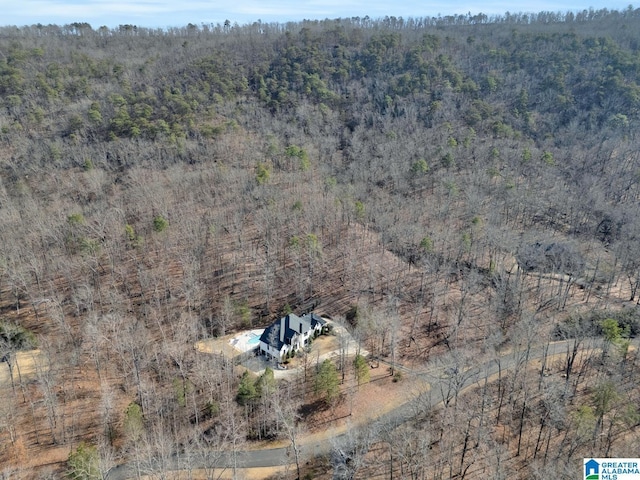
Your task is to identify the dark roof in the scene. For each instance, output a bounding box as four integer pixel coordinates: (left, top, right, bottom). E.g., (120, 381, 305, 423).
(259, 313, 325, 350)
(307, 313, 327, 326)
(260, 320, 284, 350)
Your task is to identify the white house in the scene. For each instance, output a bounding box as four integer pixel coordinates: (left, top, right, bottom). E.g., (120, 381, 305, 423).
(259, 313, 326, 361)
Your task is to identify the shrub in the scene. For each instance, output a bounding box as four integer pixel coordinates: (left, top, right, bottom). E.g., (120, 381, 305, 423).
(173, 378, 193, 407)
(235, 301, 252, 327)
(67, 213, 85, 225)
(205, 400, 220, 418)
(411, 158, 429, 175)
(80, 237, 101, 255)
(0, 320, 37, 350)
(124, 402, 143, 440)
(315, 359, 339, 403)
(354, 200, 365, 220)
(152, 215, 168, 232)
(125, 224, 142, 247)
(419, 236, 433, 253)
(67, 442, 100, 480)
(353, 354, 370, 385)
(255, 162, 271, 184)
(236, 371, 257, 406)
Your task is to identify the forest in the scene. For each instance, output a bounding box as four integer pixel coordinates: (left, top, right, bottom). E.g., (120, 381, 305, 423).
(1, 6, 640, 479)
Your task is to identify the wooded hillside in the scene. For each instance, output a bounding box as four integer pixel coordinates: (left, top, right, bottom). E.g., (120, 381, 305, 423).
(2, 8, 640, 478)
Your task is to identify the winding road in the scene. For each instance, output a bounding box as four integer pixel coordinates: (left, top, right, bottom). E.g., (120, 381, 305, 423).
(106, 337, 604, 479)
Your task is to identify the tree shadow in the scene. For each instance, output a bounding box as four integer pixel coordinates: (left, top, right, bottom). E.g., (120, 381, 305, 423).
(298, 397, 331, 420)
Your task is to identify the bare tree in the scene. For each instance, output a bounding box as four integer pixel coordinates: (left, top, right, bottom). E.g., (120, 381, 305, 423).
(330, 422, 379, 480)
(273, 380, 305, 480)
(427, 348, 477, 411)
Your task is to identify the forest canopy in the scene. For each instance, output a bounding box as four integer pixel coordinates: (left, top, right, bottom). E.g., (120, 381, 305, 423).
(2, 7, 640, 479)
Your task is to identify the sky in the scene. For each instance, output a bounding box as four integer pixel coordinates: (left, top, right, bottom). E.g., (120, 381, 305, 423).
(0, 0, 635, 29)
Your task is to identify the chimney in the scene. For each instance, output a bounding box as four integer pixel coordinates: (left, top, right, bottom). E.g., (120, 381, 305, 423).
(280, 316, 286, 343)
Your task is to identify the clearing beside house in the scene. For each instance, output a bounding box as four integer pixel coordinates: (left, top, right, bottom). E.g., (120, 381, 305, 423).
(195, 317, 364, 378)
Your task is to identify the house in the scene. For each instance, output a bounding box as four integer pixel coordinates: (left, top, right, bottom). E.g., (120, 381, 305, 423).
(585, 459, 599, 479)
(259, 313, 326, 360)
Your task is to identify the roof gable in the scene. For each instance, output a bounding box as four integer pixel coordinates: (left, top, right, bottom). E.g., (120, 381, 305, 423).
(259, 312, 325, 350)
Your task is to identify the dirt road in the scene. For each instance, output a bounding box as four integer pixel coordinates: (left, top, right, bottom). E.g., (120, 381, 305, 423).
(106, 337, 603, 479)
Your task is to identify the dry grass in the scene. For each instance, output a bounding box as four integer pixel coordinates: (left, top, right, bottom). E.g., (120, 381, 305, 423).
(136, 466, 291, 479)
(0, 349, 48, 387)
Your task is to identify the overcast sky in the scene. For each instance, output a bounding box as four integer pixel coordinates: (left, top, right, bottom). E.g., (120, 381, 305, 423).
(0, 0, 635, 29)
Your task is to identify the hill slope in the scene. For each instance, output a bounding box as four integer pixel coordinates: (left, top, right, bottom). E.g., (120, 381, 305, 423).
(1, 9, 640, 478)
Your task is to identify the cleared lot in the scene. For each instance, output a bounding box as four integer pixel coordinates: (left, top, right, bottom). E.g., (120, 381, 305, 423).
(0, 349, 48, 387)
